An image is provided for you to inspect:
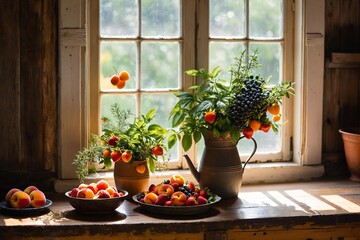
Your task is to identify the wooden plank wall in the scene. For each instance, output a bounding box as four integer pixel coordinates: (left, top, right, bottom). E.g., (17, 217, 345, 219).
(323, 0, 360, 177)
(0, 0, 57, 192)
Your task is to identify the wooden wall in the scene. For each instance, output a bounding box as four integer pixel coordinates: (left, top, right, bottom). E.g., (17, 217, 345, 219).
(323, 0, 360, 177)
(0, 0, 359, 193)
(0, 0, 58, 192)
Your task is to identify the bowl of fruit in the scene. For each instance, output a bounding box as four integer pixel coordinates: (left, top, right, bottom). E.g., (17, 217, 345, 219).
(1, 185, 52, 215)
(133, 174, 221, 215)
(65, 180, 128, 214)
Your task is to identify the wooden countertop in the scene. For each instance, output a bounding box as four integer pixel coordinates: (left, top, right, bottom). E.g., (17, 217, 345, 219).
(1, 179, 360, 239)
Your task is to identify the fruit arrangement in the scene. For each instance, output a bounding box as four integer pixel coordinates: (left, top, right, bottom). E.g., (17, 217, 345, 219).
(5, 186, 47, 209)
(68, 180, 124, 199)
(136, 174, 216, 206)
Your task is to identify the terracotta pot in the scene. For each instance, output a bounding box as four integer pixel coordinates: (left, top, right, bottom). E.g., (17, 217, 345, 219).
(184, 131, 257, 199)
(113, 160, 149, 199)
(339, 128, 360, 182)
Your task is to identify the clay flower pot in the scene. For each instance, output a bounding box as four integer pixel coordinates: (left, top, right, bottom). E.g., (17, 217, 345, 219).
(339, 128, 360, 182)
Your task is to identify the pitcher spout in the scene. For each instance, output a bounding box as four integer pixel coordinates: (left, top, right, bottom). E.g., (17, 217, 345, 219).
(183, 154, 200, 182)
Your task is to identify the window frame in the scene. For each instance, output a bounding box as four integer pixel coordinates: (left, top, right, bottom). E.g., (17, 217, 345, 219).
(56, 0, 324, 186)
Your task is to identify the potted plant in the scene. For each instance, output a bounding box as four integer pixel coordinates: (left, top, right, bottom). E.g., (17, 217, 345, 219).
(74, 100, 177, 197)
(169, 50, 295, 198)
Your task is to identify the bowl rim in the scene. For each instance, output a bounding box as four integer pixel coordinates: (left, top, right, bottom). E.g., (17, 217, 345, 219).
(65, 189, 128, 200)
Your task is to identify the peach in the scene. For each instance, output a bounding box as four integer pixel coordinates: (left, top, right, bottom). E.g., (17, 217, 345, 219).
(157, 184, 174, 196)
(170, 191, 187, 206)
(24, 185, 38, 195)
(105, 187, 117, 197)
(95, 189, 111, 199)
(10, 191, 31, 208)
(144, 192, 158, 205)
(69, 188, 81, 197)
(87, 183, 98, 194)
(5, 188, 21, 206)
(29, 190, 46, 208)
(170, 182, 180, 192)
(170, 174, 185, 186)
(77, 188, 95, 199)
(78, 183, 88, 189)
(96, 180, 110, 191)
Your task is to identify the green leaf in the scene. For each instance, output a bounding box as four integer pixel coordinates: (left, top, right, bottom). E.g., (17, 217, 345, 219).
(167, 133, 178, 149)
(193, 131, 202, 143)
(172, 112, 185, 127)
(182, 133, 193, 151)
(146, 108, 156, 120)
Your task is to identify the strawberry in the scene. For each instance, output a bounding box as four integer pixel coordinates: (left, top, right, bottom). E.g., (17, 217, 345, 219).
(204, 111, 216, 124)
(152, 145, 164, 156)
(259, 124, 271, 133)
(108, 136, 119, 146)
(199, 189, 208, 199)
(242, 127, 254, 139)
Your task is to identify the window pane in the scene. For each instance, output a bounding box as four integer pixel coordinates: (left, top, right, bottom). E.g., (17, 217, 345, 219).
(209, 42, 245, 82)
(249, 43, 282, 85)
(210, 0, 245, 38)
(142, 0, 180, 38)
(100, 0, 138, 37)
(141, 42, 180, 89)
(238, 121, 282, 154)
(209, 0, 246, 38)
(100, 94, 137, 123)
(100, 41, 137, 90)
(141, 93, 179, 161)
(249, 0, 283, 39)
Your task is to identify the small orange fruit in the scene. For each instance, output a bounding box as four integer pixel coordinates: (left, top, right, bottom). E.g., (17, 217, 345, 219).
(249, 119, 261, 131)
(119, 71, 130, 81)
(102, 149, 111, 158)
(116, 79, 126, 89)
(273, 114, 281, 122)
(136, 164, 146, 174)
(110, 75, 120, 86)
(121, 151, 132, 163)
(268, 104, 280, 115)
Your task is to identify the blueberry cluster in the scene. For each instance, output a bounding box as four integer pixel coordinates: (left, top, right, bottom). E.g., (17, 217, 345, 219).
(180, 185, 194, 197)
(229, 76, 268, 129)
(137, 192, 145, 201)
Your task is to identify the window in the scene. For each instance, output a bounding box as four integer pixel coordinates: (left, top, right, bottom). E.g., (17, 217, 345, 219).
(91, 0, 293, 168)
(58, 0, 325, 183)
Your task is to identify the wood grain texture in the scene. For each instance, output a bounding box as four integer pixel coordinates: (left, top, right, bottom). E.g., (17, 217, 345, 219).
(0, 0, 57, 190)
(323, 0, 360, 177)
(1, 180, 360, 240)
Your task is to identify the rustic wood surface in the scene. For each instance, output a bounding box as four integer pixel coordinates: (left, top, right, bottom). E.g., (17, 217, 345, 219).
(1, 180, 360, 240)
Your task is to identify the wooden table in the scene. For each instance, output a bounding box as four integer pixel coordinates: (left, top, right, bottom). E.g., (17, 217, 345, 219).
(1, 180, 360, 240)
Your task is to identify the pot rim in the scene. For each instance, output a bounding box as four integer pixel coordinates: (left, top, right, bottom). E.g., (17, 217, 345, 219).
(339, 128, 360, 136)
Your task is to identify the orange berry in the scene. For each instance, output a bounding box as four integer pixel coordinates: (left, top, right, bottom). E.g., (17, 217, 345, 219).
(268, 104, 280, 115)
(273, 114, 281, 122)
(136, 164, 146, 174)
(121, 151, 132, 163)
(110, 75, 120, 86)
(119, 71, 130, 81)
(116, 79, 126, 89)
(249, 120, 261, 131)
(103, 149, 111, 158)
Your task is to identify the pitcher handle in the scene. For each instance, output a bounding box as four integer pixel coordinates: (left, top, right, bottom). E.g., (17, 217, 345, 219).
(239, 136, 257, 171)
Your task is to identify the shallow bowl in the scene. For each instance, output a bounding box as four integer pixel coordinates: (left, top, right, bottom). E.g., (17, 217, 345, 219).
(65, 190, 128, 214)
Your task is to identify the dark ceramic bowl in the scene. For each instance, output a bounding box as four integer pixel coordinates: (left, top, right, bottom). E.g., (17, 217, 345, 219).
(65, 190, 128, 214)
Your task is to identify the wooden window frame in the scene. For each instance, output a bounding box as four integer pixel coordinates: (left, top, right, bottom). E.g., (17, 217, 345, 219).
(56, 0, 324, 187)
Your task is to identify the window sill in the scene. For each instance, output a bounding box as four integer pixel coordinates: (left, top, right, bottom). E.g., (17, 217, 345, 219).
(54, 162, 324, 193)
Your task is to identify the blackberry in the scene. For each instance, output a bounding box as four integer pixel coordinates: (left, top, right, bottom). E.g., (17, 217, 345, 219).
(228, 76, 267, 129)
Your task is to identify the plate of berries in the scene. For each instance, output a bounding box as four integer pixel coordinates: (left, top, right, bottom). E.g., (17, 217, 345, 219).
(132, 174, 221, 215)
